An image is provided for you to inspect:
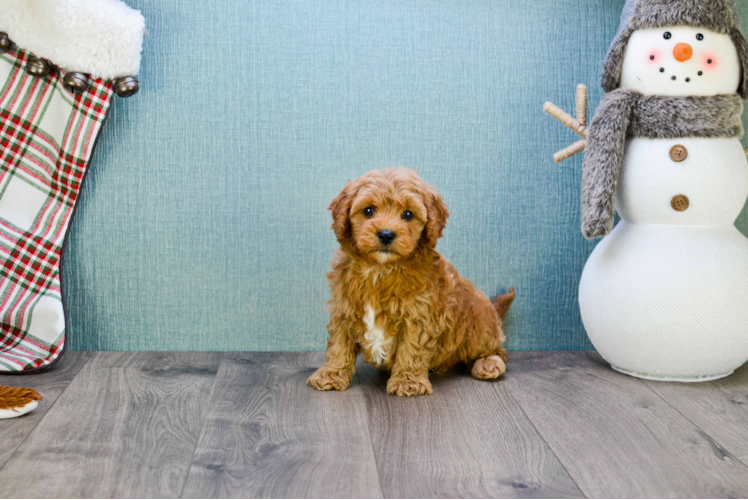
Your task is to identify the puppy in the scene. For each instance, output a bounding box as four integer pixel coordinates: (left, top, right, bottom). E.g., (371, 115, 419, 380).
(308, 168, 515, 397)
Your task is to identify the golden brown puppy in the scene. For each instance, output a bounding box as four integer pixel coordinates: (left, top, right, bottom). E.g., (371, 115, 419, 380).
(308, 168, 515, 397)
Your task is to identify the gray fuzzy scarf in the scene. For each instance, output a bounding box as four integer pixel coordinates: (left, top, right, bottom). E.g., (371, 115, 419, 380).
(581, 91, 744, 239)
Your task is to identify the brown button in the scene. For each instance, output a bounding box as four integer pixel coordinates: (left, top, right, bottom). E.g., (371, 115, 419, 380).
(671, 195, 690, 212)
(669, 145, 688, 162)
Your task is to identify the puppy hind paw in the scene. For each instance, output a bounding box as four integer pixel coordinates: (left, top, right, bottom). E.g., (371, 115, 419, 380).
(386, 375, 433, 397)
(307, 366, 352, 391)
(471, 355, 506, 380)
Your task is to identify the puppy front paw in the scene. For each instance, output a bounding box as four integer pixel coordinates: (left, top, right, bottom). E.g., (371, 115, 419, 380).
(386, 374, 433, 397)
(307, 365, 353, 391)
(471, 355, 506, 380)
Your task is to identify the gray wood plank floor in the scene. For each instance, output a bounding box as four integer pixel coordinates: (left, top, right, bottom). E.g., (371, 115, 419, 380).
(503, 352, 748, 498)
(357, 361, 582, 499)
(0, 351, 93, 470)
(182, 353, 382, 499)
(1, 351, 748, 498)
(0, 352, 222, 498)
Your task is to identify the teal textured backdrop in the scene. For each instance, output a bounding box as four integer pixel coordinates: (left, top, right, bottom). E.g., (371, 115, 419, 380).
(64, 0, 748, 352)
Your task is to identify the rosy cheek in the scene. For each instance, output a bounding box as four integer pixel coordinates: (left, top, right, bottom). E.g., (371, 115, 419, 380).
(700, 53, 719, 72)
(647, 49, 662, 64)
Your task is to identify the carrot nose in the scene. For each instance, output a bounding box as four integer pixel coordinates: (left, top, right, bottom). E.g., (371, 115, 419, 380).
(673, 42, 693, 62)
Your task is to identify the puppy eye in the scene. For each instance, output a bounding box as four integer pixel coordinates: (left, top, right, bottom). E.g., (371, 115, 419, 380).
(363, 207, 375, 217)
(663, 32, 672, 40)
(402, 210, 414, 220)
(696, 33, 704, 41)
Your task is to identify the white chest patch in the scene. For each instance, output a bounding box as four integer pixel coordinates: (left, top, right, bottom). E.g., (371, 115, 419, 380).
(363, 305, 391, 366)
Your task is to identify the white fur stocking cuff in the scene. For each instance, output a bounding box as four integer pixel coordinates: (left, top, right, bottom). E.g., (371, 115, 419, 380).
(0, 0, 145, 80)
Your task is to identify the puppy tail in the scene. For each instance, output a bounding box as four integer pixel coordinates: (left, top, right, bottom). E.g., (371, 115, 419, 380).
(492, 288, 515, 321)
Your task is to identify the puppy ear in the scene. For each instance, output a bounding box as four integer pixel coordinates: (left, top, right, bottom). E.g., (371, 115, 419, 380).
(421, 184, 449, 248)
(328, 178, 361, 244)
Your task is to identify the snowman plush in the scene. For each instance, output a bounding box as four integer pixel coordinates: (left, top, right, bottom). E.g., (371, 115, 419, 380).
(551, 0, 748, 381)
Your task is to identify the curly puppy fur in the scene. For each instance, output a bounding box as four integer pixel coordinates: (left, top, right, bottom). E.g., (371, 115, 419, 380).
(308, 168, 515, 397)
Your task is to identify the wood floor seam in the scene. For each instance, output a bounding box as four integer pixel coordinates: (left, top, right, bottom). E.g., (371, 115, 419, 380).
(358, 358, 585, 498)
(636, 377, 748, 470)
(179, 353, 226, 499)
(0, 352, 94, 477)
(0, 352, 225, 498)
(181, 353, 382, 498)
(4, 351, 748, 499)
(0, 371, 80, 476)
(355, 368, 387, 499)
(501, 373, 587, 499)
(504, 351, 748, 498)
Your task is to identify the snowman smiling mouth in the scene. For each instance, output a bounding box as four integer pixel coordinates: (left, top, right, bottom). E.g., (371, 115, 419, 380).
(656, 38, 706, 83)
(658, 67, 699, 82)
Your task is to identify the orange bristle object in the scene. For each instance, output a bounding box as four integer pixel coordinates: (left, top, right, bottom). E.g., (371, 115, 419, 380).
(0, 385, 43, 411)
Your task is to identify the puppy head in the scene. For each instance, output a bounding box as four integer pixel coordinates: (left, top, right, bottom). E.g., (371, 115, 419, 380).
(329, 168, 449, 264)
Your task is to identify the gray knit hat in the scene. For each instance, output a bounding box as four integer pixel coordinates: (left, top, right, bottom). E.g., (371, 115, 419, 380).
(601, 0, 748, 98)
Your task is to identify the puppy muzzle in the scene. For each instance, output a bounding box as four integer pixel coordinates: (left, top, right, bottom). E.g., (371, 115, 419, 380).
(377, 230, 396, 246)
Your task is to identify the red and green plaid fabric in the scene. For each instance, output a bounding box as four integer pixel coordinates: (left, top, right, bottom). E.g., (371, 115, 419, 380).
(0, 47, 113, 372)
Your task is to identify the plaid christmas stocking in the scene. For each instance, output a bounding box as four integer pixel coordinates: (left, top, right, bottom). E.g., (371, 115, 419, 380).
(0, 0, 144, 373)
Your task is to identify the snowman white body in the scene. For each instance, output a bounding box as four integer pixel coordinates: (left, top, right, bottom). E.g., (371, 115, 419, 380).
(579, 27, 748, 381)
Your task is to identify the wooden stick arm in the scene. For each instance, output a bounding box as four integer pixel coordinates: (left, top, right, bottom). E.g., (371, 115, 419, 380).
(544, 84, 590, 163)
(576, 84, 587, 127)
(554, 140, 587, 163)
(543, 102, 588, 138)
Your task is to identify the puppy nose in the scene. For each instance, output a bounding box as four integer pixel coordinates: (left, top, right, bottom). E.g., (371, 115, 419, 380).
(673, 42, 693, 62)
(377, 230, 396, 245)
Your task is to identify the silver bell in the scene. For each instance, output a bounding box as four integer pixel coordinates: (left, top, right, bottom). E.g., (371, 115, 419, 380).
(63, 72, 89, 94)
(26, 57, 50, 77)
(112, 76, 139, 98)
(0, 33, 12, 54)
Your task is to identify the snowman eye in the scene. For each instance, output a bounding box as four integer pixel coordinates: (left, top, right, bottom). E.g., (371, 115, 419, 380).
(664, 32, 672, 39)
(696, 33, 704, 41)
(650, 55, 655, 60)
